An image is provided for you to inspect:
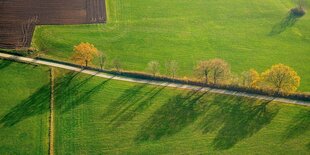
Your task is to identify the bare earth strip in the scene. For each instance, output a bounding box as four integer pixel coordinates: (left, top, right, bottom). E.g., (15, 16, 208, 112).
(0, 52, 309, 106)
(49, 68, 55, 155)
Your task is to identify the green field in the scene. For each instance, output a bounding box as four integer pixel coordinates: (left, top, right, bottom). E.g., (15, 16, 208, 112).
(53, 72, 310, 154)
(33, 0, 310, 91)
(0, 60, 309, 154)
(0, 60, 49, 154)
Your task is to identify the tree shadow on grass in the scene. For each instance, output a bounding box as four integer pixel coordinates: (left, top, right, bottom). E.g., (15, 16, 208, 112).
(54, 73, 110, 113)
(282, 109, 310, 149)
(101, 83, 149, 119)
(101, 83, 168, 127)
(0, 84, 50, 127)
(0, 60, 12, 70)
(0, 72, 108, 127)
(108, 85, 167, 127)
(135, 89, 209, 142)
(269, 12, 301, 36)
(199, 96, 280, 150)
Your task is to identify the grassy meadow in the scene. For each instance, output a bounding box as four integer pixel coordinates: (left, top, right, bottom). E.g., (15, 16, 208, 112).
(0, 60, 309, 154)
(0, 60, 50, 154)
(33, 0, 310, 91)
(53, 70, 310, 154)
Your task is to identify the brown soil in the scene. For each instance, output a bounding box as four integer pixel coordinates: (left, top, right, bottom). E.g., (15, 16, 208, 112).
(0, 0, 106, 49)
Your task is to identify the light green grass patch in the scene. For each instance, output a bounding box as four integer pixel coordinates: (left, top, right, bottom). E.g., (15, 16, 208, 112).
(0, 60, 49, 154)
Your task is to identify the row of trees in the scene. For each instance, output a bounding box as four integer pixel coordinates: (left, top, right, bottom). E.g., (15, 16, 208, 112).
(71, 42, 301, 94)
(147, 59, 300, 93)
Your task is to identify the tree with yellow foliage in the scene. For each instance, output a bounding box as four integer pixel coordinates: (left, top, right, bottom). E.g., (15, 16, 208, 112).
(262, 64, 300, 93)
(71, 42, 99, 67)
(241, 69, 260, 88)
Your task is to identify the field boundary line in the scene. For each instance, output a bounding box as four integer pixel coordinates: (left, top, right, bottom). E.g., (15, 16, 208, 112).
(0, 52, 309, 106)
(49, 68, 55, 155)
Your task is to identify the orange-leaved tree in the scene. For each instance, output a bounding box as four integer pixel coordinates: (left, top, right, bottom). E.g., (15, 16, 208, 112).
(262, 64, 300, 93)
(241, 69, 260, 88)
(71, 42, 99, 67)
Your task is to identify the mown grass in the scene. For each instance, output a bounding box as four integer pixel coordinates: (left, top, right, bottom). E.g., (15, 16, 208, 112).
(53, 70, 310, 154)
(33, 0, 310, 91)
(0, 60, 309, 154)
(0, 60, 49, 154)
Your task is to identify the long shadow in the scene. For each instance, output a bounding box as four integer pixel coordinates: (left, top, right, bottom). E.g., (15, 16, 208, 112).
(282, 109, 310, 150)
(54, 72, 108, 113)
(109, 85, 167, 127)
(0, 84, 50, 127)
(0, 72, 108, 127)
(269, 12, 301, 36)
(135, 89, 209, 142)
(0, 60, 12, 70)
(101, 84, 149, 119)
(199, 95, 279, 150)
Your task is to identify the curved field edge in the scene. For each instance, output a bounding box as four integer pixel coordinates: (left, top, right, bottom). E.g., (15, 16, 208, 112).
(32, 0, 310, 91)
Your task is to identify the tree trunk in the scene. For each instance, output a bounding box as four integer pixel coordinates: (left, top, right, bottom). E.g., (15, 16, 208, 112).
(204, 71, 208, 84)
(85, 60, 88, 67)
(213, 75, 217, 84)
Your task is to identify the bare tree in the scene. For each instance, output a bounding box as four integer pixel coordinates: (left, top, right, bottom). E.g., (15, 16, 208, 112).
(195, 60, 213, 84)
(112, 59, 122, 72)
(165, 60, 178, 78)
(196, 59, 230, 84)
(210, 59, 230, 84)
(147, 61, 160, 77)
(291, 0, 306, 16)
(294, 0, 305, 9)
(99, 52, 106, 70)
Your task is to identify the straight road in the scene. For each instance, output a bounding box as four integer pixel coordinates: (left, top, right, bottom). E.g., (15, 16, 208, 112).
(0, 52, 309, 106)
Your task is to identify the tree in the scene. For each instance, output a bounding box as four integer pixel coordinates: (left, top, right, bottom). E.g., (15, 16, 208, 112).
(112, 59, 122, 72)
(147, 61, 160, 77)
(196, 60, 213, 84)
(262, 64, 300, 93)
(71, 42, 99, 67)
(165, 60, 178, 78)
(209, 59, 230, 84)
(99, 52, 106, 70)
(291, 0, 306, 16)
(196, 59, 230, 84)
(294, 0, 305, 9)
(241, 69, 260, 88)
